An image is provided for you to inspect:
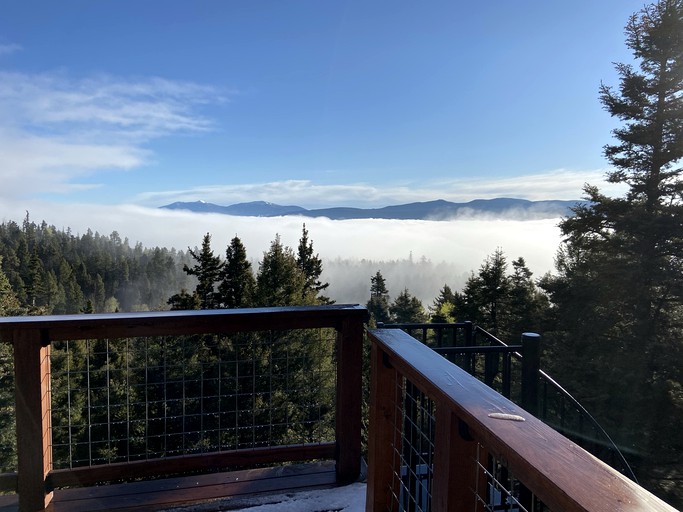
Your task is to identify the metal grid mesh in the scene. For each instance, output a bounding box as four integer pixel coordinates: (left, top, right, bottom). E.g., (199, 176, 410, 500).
(388, 376, 435, 512)
(0, 341, 15, 473)
(473, 443, 551, 512)
(385, 372, 551, 512)
(49, 329, 337, 468)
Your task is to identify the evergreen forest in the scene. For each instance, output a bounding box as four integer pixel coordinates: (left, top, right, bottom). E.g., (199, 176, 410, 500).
(1, 0, 682, 507)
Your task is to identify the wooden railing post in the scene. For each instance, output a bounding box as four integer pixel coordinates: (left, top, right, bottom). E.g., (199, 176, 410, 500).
(13, 329, 53, 512)
(366, 343, 401, 512)
(335, 315, 364, 484)
(432, 409, 479, 511)
(520, 332, 541, 417)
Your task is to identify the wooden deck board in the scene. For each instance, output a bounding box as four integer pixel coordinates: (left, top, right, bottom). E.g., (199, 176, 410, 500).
(0, 462, 340, 512)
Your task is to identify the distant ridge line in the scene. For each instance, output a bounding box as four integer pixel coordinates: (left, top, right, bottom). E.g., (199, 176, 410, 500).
(160, 198, 581, 221)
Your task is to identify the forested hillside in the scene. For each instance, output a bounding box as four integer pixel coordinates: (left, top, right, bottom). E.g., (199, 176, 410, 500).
(0, 215, 193, 314)
(0, 2, 681, 506)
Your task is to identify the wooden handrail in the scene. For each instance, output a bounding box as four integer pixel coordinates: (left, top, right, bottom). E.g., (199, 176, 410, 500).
(0, 305, 368, 341)
(0, 305, 368, 512)
(366, 328, 677, 512)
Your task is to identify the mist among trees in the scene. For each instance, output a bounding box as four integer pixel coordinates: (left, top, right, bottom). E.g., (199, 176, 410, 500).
(1, 0, 682, 507)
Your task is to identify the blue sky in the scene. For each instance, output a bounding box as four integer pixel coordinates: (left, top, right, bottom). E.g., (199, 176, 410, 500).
(0, 0, 642, 209)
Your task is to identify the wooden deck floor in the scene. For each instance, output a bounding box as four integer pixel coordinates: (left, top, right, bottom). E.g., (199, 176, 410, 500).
(0, 461, 341, 512)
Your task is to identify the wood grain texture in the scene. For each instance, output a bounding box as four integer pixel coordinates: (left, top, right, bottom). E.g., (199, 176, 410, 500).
(367, 328, 678, 512)
(335, 316, 364, 484)
(0, 305, 368, 343)
(365, 343, 401, 512)
(48, 443, 336, 489)
(13, 329, 53, 512)
(50, 461, 339, 512)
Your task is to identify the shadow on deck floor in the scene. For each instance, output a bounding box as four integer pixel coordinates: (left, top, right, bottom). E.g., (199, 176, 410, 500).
(0, 461, 366, 512)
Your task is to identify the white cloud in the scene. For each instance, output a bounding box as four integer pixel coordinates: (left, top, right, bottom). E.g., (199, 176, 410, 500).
(431, 169, 627, 201)
(0, 71, 224, 140)
(0, 128, 147, 198)
(136, 169, 625, 209)
(0, 70, 227, 200)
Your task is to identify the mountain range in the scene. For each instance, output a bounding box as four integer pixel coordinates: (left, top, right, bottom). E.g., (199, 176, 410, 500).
(160, 198, 580, 221)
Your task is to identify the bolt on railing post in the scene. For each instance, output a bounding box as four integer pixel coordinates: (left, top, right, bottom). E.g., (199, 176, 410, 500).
(520, 332, 541, 417)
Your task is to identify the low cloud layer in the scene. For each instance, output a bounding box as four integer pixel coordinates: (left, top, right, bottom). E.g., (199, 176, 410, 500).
(1, 201, 563, 305)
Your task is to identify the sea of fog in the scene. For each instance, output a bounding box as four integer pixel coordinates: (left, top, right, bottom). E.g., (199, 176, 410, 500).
(2, 202, 563, 306)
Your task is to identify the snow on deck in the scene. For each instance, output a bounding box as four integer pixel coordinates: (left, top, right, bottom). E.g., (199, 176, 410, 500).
(159, 482, 367, 512)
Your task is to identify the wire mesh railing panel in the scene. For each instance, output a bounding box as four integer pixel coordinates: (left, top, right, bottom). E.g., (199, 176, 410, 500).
(383, 324, 636, 483)
(387, 375, 435, 512)
(473, 444, 551, 512)
(368, 328, 671, 512)
(382, 372, 552, 512)
(0, 341, 15, 473)
(50, 328, 338, 469)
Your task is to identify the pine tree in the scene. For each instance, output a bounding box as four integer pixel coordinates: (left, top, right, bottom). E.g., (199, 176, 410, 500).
(296, 224, 330, 303)
(543, 1, 683, 498)
(218, 236, 255, 308)
(255, 235, 307, 307)
(0, 257, 19, 471)
(366, 271, 391, 325)
(457, 251, 547, 340)
(507, 257, 547, 338)
(26, 251, 47, 310)
(0, 256, 21, 316)
(462, 249, 510, 336)
(181, 233, 223, 309)
(430, 284, 459, 323)
(93, 274, 106, 313)
(560, 0, 683, 345)
(390, 288, 427, 323)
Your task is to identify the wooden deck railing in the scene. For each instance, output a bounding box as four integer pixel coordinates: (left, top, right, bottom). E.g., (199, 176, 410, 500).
(0, 305, 367, 512)
(378, 321, 638, 481)
(365, 328, 677, 512)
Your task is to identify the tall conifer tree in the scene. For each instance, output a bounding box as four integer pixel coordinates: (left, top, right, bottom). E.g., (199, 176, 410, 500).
(543, 1, 683, 498)
(390, 288, 427, 323)
(170, 233, 223, 310)
(219, 236, 255, 308)
(366, 271, 391, 325)
(255, 235, 307, 307)
(296, 224, 330, 303)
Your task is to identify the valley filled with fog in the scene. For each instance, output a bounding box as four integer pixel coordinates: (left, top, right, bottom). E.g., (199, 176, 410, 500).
(2, 202, 563, 306)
